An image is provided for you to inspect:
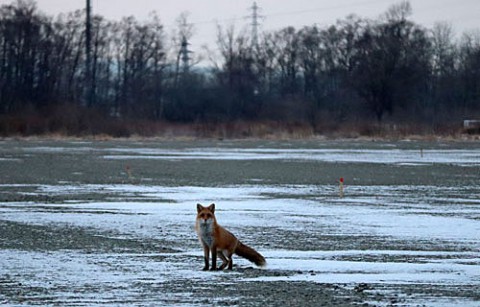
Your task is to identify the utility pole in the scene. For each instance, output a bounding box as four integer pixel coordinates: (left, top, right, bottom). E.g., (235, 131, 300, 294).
(85, 0, 93, 106)
(174, 15, 193, 87)
(247, 2, 263, 98)
(180, 36, 192, 74)
(249, 2, 262, 50)
(174, 35, 192, 87)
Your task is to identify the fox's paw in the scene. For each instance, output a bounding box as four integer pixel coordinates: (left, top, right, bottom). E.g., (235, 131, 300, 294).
(202, 266, 209, 271)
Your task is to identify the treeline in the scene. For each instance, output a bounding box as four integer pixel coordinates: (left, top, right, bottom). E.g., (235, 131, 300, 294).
(0, 0, 479, 136)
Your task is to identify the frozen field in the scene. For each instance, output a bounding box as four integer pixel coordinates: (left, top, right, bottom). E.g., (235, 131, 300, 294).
(0, 139, 479, 306)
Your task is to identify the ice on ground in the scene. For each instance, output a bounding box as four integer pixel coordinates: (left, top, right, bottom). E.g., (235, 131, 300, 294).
(102, 148, 480, 165)
(2, 184, 479, 279)
(4, 183, 479, 242)
(20, 145, 480, 165)
(2, 160, 480, 305)
(2, 141, 480, 305)
(240, 250, 480, 285)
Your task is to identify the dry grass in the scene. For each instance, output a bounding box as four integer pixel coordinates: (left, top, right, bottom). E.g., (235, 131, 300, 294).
(0, 105, 477, 141)
(194, 121, 314, 139)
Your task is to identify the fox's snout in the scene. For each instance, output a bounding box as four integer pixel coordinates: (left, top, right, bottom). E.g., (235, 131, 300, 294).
(200, 218, 212, 224)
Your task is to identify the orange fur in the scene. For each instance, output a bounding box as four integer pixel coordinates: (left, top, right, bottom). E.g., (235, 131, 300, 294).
(195, 203, 266, 270)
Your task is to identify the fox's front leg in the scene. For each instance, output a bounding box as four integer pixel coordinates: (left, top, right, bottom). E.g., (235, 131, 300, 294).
(202, 244, 209, 271)
(210, 246, 217, 271)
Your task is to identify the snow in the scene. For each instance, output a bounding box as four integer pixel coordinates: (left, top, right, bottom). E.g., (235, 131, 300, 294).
(23, 145, 480, 165)
(2, 184, 479, 286)
(241, 250, 480, 285)
(2, 143, 480, 305)
(102, 148, 480, 165)
(4, 183, 478, 241)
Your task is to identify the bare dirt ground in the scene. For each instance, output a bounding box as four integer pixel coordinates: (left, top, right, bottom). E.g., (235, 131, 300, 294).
(1, 138, 479, 306)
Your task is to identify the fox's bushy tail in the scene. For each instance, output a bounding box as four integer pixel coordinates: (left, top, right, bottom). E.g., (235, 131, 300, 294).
(235, 241, 266, 267)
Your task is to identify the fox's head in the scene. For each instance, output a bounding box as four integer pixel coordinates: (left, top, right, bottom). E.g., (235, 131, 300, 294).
(196, 203, 216, 226)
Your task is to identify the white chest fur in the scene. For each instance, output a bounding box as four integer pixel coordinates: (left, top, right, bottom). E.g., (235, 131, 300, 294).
(197, 220, 214, 248)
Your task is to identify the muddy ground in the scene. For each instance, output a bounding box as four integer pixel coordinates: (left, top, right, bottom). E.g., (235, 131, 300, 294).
(0, 138, 479, 306)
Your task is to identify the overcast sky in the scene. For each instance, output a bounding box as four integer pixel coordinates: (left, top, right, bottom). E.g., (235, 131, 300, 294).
(1, 0, 479, 52)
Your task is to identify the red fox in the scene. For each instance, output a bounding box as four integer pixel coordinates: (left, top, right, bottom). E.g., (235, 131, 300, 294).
(195, 203, 266, 270)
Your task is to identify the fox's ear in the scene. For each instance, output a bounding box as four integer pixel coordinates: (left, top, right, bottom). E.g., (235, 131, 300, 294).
(197, 203, 203, 213)
(208, 203, 215, 213)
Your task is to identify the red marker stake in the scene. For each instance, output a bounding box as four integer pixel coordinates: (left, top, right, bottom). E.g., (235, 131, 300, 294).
(339, 177, 344, 198)
(125, 165, 133, 180)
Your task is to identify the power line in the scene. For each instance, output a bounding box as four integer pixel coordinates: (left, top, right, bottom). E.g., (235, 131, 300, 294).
(162, 0, 392, 30)
(265, 0, 392, 19)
